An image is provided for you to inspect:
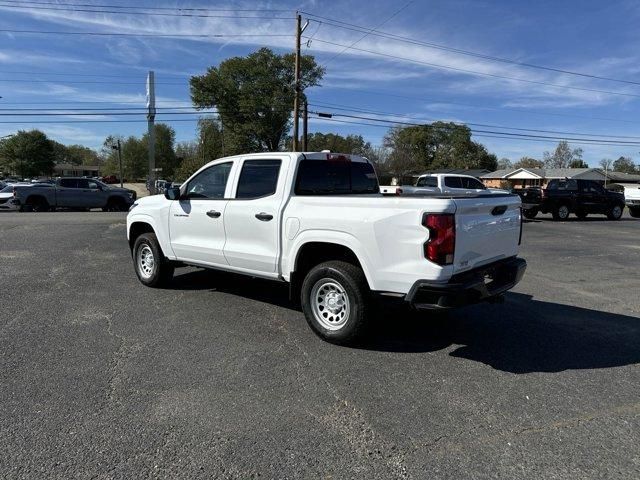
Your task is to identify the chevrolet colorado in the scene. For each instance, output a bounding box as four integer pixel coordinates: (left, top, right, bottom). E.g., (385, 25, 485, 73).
(127, 152, 526, 344)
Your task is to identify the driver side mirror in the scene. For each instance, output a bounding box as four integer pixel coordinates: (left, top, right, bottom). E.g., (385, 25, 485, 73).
(165, 186, 181, 200)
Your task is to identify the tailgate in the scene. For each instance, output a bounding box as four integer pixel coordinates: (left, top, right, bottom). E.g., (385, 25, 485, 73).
(452, 195, 521, 274)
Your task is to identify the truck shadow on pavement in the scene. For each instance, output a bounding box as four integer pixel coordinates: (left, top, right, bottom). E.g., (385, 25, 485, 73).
(170, 269, 640, 374)
(366, 292, 640, 373)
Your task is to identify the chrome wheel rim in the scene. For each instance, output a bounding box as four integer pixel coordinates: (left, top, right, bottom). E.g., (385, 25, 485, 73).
(137, 245, 155, 279)
(612, 206, 622, 218)
(559, 205, 569, 219)
(310, 278, 350, 331)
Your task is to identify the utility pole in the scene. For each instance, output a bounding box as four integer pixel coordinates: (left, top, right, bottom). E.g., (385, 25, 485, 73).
(302, 100, 308, 151)
(292, 13, 308, 152)
(111, 139, 123, 188)
(146, 71, 156, 194)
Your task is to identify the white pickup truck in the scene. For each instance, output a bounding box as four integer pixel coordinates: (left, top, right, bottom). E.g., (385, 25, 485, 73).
(127, 152, 526, 344)
(380, 173, 501, 196)
(622, 184, 640, 218)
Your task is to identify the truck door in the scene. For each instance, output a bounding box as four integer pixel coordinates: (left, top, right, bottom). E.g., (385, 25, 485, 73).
(56, 178, 79, 207)
(168, 161, 234, 266)
(223, 158, 286, 275)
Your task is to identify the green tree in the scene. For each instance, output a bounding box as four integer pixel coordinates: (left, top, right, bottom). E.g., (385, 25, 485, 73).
(0, 129, 55, 177)
(497, 157, 513, 170)
(568, 159, 589, 168)
(301, 133, 371, 154)
(142, 123, 178, 178)
(543, 141, 583, 168)
(612, 156, 638, 173)
(383, 122, 498, 172)
(190, 47, 324, 152)
(101, 135, 147, 180)
(197, 118, 226, 162)
(513, 157, 544, 169)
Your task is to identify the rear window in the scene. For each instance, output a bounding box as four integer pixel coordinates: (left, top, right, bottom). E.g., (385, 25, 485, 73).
(547, 179, 578, 191)
(295, 159, 378, 195)
(416, 176, 438, 187)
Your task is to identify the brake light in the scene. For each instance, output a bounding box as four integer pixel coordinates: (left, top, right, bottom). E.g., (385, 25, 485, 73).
(422, 213, 455, 265)
(326, 153, 350, 162)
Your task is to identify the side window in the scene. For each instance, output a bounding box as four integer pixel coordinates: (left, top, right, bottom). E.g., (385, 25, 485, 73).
(444, 177, 463, 188)
(566, 179, 578, 191)
(416, 176, 438, 187)
(186, 162, 232, 199)
(87, 180, 100, 189)
(76, 179, 89, 189)
(461, 177, 485, 189)
(236, 160, 282, 199)
(59, 179, 78, 188)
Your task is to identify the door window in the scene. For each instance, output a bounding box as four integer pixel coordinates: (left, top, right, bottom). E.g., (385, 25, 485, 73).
(236, 160, 281, 199)
(185, 162, 232, 199)
(76, 179, 90, 189)
(444, 177, 463, 188)
(59, 179, 78, 188)
(416, 176, 438, 187)
(460, 177, 485, 189)
(87, 180, 100, 190)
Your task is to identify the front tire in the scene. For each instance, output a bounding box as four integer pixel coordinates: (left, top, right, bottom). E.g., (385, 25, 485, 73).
(522, 208, 538, 219)
(607, 204, 624, 220)
(552, 204, 571, 221)
(133, 233, 174, 287)
(629, 206, 640, 218)
(301, 261, 369, 345)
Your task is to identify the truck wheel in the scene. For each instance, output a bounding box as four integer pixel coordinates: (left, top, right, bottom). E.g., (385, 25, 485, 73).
(607, 204, 624, 220)
(25, 196, 49, 213)
(132, 233, 174, 287)
(629, 207, 640, 218)
(552, 204, 570, 221)
(522, 208, 538, 219)
(301, 261, 369, 345)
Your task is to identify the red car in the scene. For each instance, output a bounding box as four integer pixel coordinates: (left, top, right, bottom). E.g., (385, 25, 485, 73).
(101, 175, 119, 184)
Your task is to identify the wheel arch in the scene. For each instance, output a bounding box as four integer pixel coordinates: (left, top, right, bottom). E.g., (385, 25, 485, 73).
(288, 237, 375, 301)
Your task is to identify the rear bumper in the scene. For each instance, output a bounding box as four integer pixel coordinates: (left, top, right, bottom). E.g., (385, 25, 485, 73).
(405, 257, 527, 310)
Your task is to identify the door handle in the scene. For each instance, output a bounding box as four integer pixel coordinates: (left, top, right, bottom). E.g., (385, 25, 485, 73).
(206, 210, 221, 218)
(255, 212, 273, 221)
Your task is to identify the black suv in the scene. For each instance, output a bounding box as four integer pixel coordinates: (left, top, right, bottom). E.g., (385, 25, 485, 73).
(517, 179, 625, 221)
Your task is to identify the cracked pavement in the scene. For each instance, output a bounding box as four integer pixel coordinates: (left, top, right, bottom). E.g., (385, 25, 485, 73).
(1, 211, 639, 479)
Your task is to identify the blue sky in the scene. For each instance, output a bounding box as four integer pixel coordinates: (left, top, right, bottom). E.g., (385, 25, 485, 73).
(2, 0, 640, 166)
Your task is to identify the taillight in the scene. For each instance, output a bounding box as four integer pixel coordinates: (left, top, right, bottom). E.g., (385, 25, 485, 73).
(422, 213, 455, 265)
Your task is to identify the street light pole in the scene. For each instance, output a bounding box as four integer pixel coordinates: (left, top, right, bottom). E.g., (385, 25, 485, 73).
(111, 139, 123, 188)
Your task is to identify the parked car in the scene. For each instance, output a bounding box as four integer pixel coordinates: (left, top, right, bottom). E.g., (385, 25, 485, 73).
(622, 184, 640, 218)
(127, 152, 526, 344)
(381, 174, 505, 195)
(516, 179, 625, 220)
(13, 177, 136, 212)
(0, 183, 32, 211)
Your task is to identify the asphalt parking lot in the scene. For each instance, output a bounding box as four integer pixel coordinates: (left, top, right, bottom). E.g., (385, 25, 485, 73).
(1, 211, 639, 479)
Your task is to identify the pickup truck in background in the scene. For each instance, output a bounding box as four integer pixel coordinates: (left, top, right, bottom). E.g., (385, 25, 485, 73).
(13, 177, 137, 212)
(380, 173, 504, 195)
(622, 184, 640, 218)
(127, 152, 526, 344)
(516, 179, 625, 220)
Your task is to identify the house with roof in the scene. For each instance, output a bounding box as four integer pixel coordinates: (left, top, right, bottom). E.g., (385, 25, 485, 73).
(481, 167, 608, 190)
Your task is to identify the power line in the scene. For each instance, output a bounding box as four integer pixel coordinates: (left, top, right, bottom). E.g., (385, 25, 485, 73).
(0, 28, 293, 39)
(309, 111, 640, 146)
(308, 101, 640, 139)
(304, 37, 640, 100)
(316, 86, 640, 125)
(322, 0, 414, 67)
(0, 2, 294, 19)
(1, 0, 291, 13)
(0, 78, 186, 85)
(303, 12, 640, 87)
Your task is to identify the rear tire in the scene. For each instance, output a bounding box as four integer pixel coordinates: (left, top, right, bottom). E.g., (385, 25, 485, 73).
(24, 196, 49, 212)
(552, 204, 570, 221)
(132, 233, 174, 287)
(629, 206, 640, 218)
(522, 208, 538, 219)
(301, 260, 369, 345)
(607, 204, 624, 220)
